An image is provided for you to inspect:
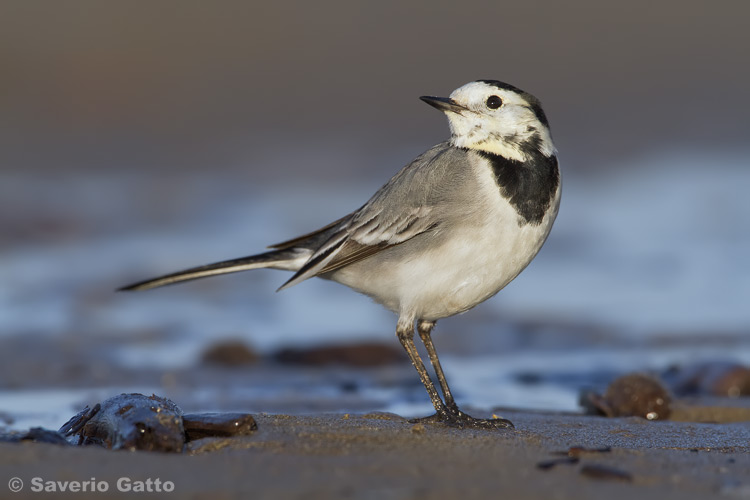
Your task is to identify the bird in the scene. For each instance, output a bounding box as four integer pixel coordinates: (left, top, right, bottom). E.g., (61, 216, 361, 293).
(120, 80, 561, 429)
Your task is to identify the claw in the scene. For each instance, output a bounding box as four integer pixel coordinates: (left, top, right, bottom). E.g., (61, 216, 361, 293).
(409, 407, 514, 430)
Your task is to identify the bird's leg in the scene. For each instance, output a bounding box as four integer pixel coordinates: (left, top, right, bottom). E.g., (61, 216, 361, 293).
(395, 321, 451, 418)
(417, 320, 459, 414)
(411, 319, 514, 430)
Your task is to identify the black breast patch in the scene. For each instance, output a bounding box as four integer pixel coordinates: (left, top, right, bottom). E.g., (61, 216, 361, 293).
(475, 150, 560, 226)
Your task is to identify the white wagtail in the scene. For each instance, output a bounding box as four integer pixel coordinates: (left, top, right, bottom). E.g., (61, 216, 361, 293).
(121, 80, 561, 429)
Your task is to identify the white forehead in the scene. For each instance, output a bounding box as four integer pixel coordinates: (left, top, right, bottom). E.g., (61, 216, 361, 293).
(449, 81, 527, 107)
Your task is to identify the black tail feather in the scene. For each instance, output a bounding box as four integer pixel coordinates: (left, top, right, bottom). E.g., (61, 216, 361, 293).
(118, 249, 302, 292)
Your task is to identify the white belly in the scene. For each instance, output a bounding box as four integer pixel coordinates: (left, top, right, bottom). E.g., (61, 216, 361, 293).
(330, 169, 561, 323)
(409, 218, 555, 320)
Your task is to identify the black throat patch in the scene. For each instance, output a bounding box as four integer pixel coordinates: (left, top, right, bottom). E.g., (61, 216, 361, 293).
(475, 150, 560, 226)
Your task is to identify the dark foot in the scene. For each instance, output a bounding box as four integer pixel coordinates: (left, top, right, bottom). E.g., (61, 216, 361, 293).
(409, 408, 514, 430)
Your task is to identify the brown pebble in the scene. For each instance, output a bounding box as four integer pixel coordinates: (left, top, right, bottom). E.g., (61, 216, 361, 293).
(201, 340, 258, 367)
(182, 413, 257, 441)
(711, 366, 750, 397)
(579, 464, 633, 482)
(666, 362, 750, 398)
(583, 373, 672, 420)
(553, 446, 612, 457)
(536, 457, 579, 470)
(274, 342, 405, 367)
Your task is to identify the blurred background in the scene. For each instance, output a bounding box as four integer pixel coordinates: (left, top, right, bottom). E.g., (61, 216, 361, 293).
(1, 0, 749, 427)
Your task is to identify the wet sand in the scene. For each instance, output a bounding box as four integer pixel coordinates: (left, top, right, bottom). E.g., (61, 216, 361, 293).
(3, 408, 749, 499)
(2, 330, 750, 498)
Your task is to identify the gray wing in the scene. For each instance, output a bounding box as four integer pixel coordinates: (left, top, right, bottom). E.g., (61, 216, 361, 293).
(278, 142, 474, 290)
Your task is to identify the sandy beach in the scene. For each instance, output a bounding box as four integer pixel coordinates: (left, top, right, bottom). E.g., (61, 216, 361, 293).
(3, 405, 750, 499)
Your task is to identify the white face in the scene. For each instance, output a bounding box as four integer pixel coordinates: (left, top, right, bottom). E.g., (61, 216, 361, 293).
(444, 81, 555, 161)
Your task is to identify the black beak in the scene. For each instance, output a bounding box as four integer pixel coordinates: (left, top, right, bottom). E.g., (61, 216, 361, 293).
(419, 96, 467, 115)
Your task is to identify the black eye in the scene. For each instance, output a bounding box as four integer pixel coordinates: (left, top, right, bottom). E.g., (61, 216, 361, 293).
(486, 95, 502, 109)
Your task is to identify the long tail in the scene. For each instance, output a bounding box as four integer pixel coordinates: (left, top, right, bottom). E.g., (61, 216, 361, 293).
(118, 248, 308, 292)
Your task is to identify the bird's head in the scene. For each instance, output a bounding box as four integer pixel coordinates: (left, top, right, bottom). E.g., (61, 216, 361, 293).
(420, 80, 555, 162)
